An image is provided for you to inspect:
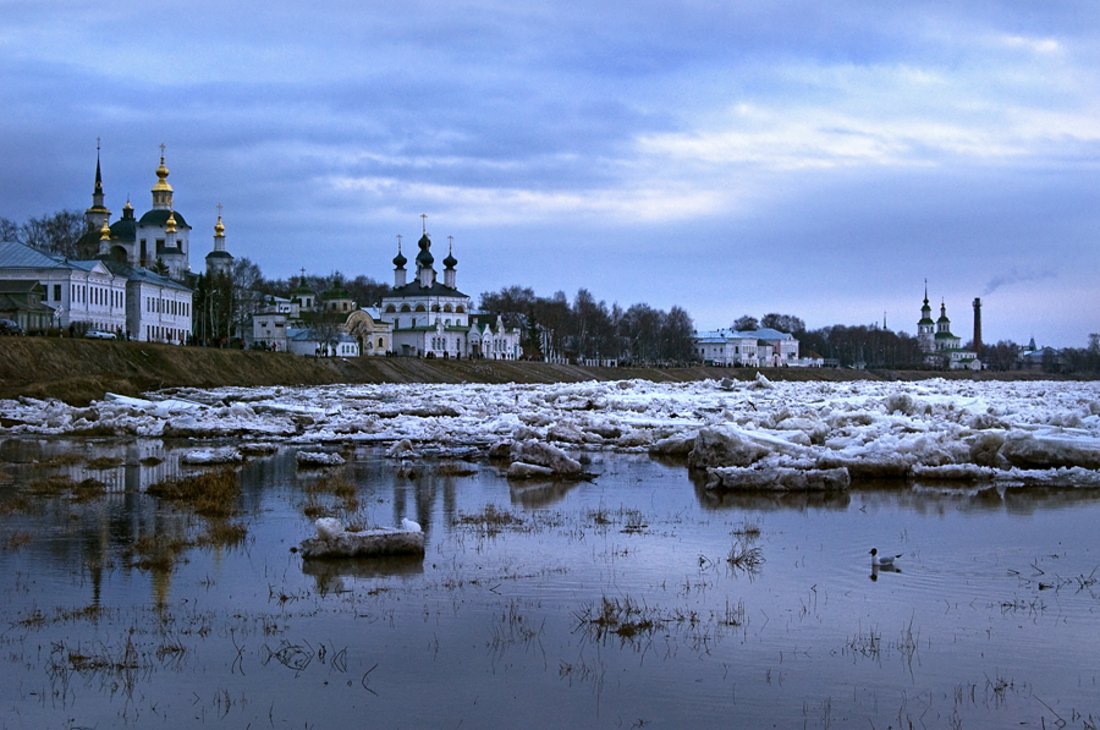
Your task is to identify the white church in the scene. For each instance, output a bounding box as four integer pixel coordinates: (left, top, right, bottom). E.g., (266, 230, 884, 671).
(916, 285, 981, 370)
(379, 217, 521, 359)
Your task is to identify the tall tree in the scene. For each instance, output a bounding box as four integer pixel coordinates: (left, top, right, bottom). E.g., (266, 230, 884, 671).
(733, 315, 759, 332)
(761, 313, 806, 333)
(661, 306, 697, 363)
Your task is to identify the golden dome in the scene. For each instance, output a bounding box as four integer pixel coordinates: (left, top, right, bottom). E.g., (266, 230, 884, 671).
(152, 152, 173, 193)
(214, 215, 225, 237)
(166, 210, 177, 234)
(99, 216, 112, 241)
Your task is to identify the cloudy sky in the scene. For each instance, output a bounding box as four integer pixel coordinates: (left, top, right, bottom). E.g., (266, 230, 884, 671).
(1, 1, 1097, 346)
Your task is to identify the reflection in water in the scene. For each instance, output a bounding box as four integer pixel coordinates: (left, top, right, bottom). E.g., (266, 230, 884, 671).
(2, 436, 1100, 729)
(508, 478, 579, 508)
(302, 554, 424, 594)
(694, 480, 853, 512)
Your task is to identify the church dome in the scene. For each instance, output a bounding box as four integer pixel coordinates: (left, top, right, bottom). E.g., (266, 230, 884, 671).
(416, 232, 434, 267)
(138, 208, 190, 228)
(393, 249, 407, 268)
(443, 250, 457, 269)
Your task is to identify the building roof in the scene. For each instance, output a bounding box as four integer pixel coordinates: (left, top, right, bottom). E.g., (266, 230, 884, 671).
(0, 241, 73, 269)
(0, 279, 45, 294)
(287, 327, 358, 344)
(694, 327, 795, 343)
(387, 280, 470, 299)
(99, 259, 193, 292)
(138, 209, 190, 229)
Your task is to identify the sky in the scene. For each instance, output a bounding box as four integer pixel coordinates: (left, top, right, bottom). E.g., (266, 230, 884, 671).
(1, 1, 1097, 347)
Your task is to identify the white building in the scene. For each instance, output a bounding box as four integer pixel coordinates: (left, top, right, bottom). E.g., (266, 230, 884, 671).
(379, 221, 520, 359)
(0, 241, 127, 334)
(251, 310, 290, 351)
(693, 327, 804, 367)
(285, 327, 360, 358)
(346, 307, 393, 356)
(0, 240, 191, 341)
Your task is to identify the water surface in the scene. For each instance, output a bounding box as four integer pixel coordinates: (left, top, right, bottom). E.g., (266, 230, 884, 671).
(0, 437, 1097, 728)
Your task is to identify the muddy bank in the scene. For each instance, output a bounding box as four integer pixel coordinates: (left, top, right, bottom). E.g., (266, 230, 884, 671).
(0, 336, 1074, 405)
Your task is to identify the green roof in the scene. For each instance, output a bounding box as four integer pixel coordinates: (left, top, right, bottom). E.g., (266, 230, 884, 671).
(138, 209, 190, 229)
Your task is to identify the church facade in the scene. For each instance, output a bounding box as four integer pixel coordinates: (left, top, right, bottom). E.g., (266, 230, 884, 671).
(916, 286, 981, 370)
(378, 221, 520, 359)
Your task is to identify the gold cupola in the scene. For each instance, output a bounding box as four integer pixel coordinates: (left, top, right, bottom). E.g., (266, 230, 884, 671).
(151, 144, 174, 210)
(99, 214, 112, 241)
(166, 209, 177, 235)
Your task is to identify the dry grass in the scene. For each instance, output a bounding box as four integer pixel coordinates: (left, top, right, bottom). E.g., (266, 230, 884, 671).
(727, 538, 765, 572)
(305, 472, 359, 512)
(26, 475, 106, 502)
(576, 596, 661, 640)
(197, 519, 248, 548)
(147, 468, 241, 518)
(436, 462, 479, 476)
(130, 533, 191, 571)
(453, 504, 524, 536)
(731, 520, 762, 539)
(86, 456, 123, 470)
(5, 530, 33, 550)
(0, 494, 34, 515)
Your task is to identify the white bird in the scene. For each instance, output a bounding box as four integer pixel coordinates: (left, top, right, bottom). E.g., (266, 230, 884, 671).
(401, 517, 422, 533)
(869, 548, 901, 567)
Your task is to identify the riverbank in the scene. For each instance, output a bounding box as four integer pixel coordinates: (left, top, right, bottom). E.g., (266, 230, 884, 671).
(0, 336, 1071, 405)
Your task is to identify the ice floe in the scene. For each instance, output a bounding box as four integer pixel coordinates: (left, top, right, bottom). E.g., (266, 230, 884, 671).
(2, 377, 1099, 487)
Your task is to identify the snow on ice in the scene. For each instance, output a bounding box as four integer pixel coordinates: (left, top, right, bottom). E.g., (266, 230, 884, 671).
(2, 378, 1099, 489)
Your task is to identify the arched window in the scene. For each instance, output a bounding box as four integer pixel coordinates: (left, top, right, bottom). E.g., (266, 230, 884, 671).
(415, 304, 426, 312)
(431, 304, 440, 312)
(400, 304, 411, 313)
(456, 305, 466, 313)
(443, 304, 453, 312)
(385, 304, 396, 313)
(377, 337, 384, 349)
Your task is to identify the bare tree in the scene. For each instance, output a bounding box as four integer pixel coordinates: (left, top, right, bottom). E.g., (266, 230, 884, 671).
(20, 210, 86, 258)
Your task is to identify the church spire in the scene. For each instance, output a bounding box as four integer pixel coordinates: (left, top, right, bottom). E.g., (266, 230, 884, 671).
(84, 137, 110, 229)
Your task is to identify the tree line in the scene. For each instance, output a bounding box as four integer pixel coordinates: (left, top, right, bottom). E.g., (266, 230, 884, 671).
(478, 285, 696, 364)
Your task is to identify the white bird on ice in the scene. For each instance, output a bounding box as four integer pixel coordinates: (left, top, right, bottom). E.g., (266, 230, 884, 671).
(401, 517, 422, 533)
(869, 548, 901, 567)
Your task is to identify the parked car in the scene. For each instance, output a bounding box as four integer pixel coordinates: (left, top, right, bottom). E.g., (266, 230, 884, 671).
(84, 329, 117, 340)
(0, 318, 23, 336)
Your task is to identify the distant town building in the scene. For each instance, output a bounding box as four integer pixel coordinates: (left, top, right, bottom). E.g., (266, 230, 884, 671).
(916, 284, 980, 370)
(694, 327, 812, 367)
